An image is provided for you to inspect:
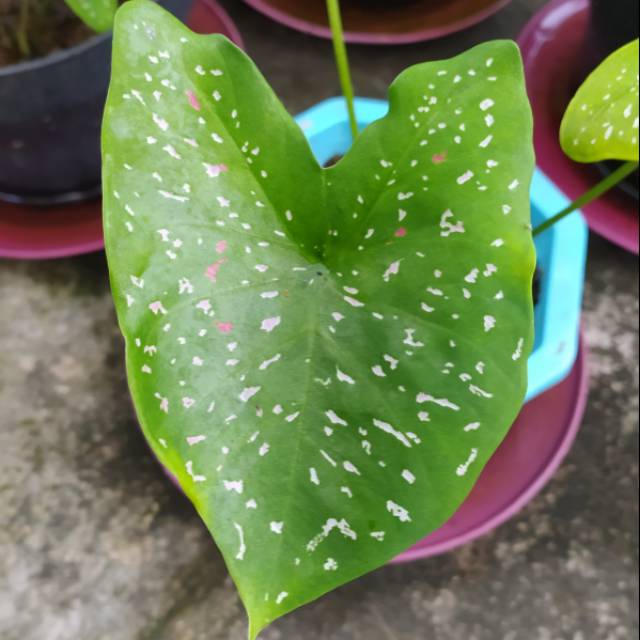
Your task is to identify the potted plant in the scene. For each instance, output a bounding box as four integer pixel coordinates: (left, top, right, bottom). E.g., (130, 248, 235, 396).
(519, 0, 639, 252)
(100, 0, 635, 637)
(0, 0, 191, 204)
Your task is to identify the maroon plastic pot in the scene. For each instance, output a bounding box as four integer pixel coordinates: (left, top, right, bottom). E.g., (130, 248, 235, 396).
(242, 0, 513, 45)
(0, 0, 191, 206)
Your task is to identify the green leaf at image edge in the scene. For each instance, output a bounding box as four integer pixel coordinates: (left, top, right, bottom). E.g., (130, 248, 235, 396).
(560, 38, 639, 163)
(102, 2, 535, 637)
(65, 0, 118, 32)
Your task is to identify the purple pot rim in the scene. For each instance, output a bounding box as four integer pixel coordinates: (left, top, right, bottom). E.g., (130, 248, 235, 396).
(242, 0, 513, 45)
(0, 239, 106, 261)
(518, 0, 639, 255)
(392, 333, 590, 563)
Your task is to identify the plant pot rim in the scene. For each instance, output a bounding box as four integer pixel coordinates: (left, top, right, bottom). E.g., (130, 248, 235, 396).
(242, 0, 514, 45)
(0, 30, 110, 79)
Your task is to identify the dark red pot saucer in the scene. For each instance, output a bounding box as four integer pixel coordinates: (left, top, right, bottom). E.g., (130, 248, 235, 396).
(242, 0, 513, 45)
(0, 0, 244, 261)
(518, 0, 639, 255)
(393, 335, 588, 562)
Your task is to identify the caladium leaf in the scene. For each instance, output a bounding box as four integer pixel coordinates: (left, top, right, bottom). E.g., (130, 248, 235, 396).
(103, 1, 535, 637)
(65, 0, 118, 32)
(560, 38, 639, 163)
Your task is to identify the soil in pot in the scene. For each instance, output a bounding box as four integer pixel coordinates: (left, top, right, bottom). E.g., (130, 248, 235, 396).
(0, 1, 94, 67)
(594, 161, 640, 203)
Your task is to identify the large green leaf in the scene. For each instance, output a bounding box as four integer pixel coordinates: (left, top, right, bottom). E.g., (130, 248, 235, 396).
(103, 1, 535, 636)
(65, 0, 117, 32)
(560, 39, 639, 163)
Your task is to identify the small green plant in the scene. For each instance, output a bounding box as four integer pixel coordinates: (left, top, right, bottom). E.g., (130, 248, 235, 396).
(3, 0, 117, 62)
(103, 1, 535, 634)
(65, 0, 118, 32)
(534, 38, 639, 237)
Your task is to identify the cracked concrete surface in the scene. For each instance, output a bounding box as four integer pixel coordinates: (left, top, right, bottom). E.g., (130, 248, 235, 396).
(0, 1, 638, 638)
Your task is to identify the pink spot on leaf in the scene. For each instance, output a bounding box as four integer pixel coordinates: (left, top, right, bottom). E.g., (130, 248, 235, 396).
(186, 90, 201, 111)
(205, 259, 225, 283)
(205, 163, 228, 178)
(215, 240, 228, 254)
(395, 227, 407, 238)
(432, 152, 448, 164)
(216, 322, 234, 334)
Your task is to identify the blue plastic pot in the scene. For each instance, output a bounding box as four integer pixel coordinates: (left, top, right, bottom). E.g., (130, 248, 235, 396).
(295, 98, 588, 403)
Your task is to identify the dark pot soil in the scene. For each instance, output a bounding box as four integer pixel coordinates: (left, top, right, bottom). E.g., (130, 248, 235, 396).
(595, 161, 640, 202)
(589, 0, 639, 63)
(323, 154, 344, 169)
(0, 1, 94, 67)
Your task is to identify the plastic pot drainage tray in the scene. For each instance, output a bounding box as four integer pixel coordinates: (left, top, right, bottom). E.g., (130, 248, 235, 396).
(156, 98, 590, 561)
(0, 0, 243, 260)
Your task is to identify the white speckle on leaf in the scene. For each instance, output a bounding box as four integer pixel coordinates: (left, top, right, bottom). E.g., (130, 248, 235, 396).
(325, 410, 348, 426)
(484, 315, 497, 332)
(386, 500, 411, 523)
(224, 480, 244, 494)
(416, 393, 460, 411)
(402, 469, 416, 485)
(239, 386, 261, 403)
(373, 419, 413, 448)
(457, 448, 479, 476)
(261, 316, 281, 332)
(336, 367, 356, 385)
(233, 523, 246, 560)
(270, 522, 284, 535)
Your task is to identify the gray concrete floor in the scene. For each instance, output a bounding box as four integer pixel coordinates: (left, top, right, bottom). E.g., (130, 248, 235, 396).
(1, 1, 638, 638)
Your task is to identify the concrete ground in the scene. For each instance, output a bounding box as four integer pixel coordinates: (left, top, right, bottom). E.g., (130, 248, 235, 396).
(1, 1, 638, 638)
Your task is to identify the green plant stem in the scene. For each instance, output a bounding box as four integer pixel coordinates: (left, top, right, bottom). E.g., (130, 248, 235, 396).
(16, 0, 32, 58)
(326, 0, 358, 141)
(533, 160, 639, 237)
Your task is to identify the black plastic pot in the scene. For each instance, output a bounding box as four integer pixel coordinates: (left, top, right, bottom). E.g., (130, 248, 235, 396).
(0, 0, 191, 205)
(589, 0, 639, 62)
(587, 0, 640, 202)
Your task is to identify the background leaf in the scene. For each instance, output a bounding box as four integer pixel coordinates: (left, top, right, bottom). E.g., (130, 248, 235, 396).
(560, 39, 639, 163)
(65, 0, 118, 32)
(103, 2, 535, 636)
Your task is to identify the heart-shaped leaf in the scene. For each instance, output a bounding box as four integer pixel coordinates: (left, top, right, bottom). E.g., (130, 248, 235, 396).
(560, 38, 639, 163)
(103, 2, 535, 636)
(65, 0, 117, 32)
